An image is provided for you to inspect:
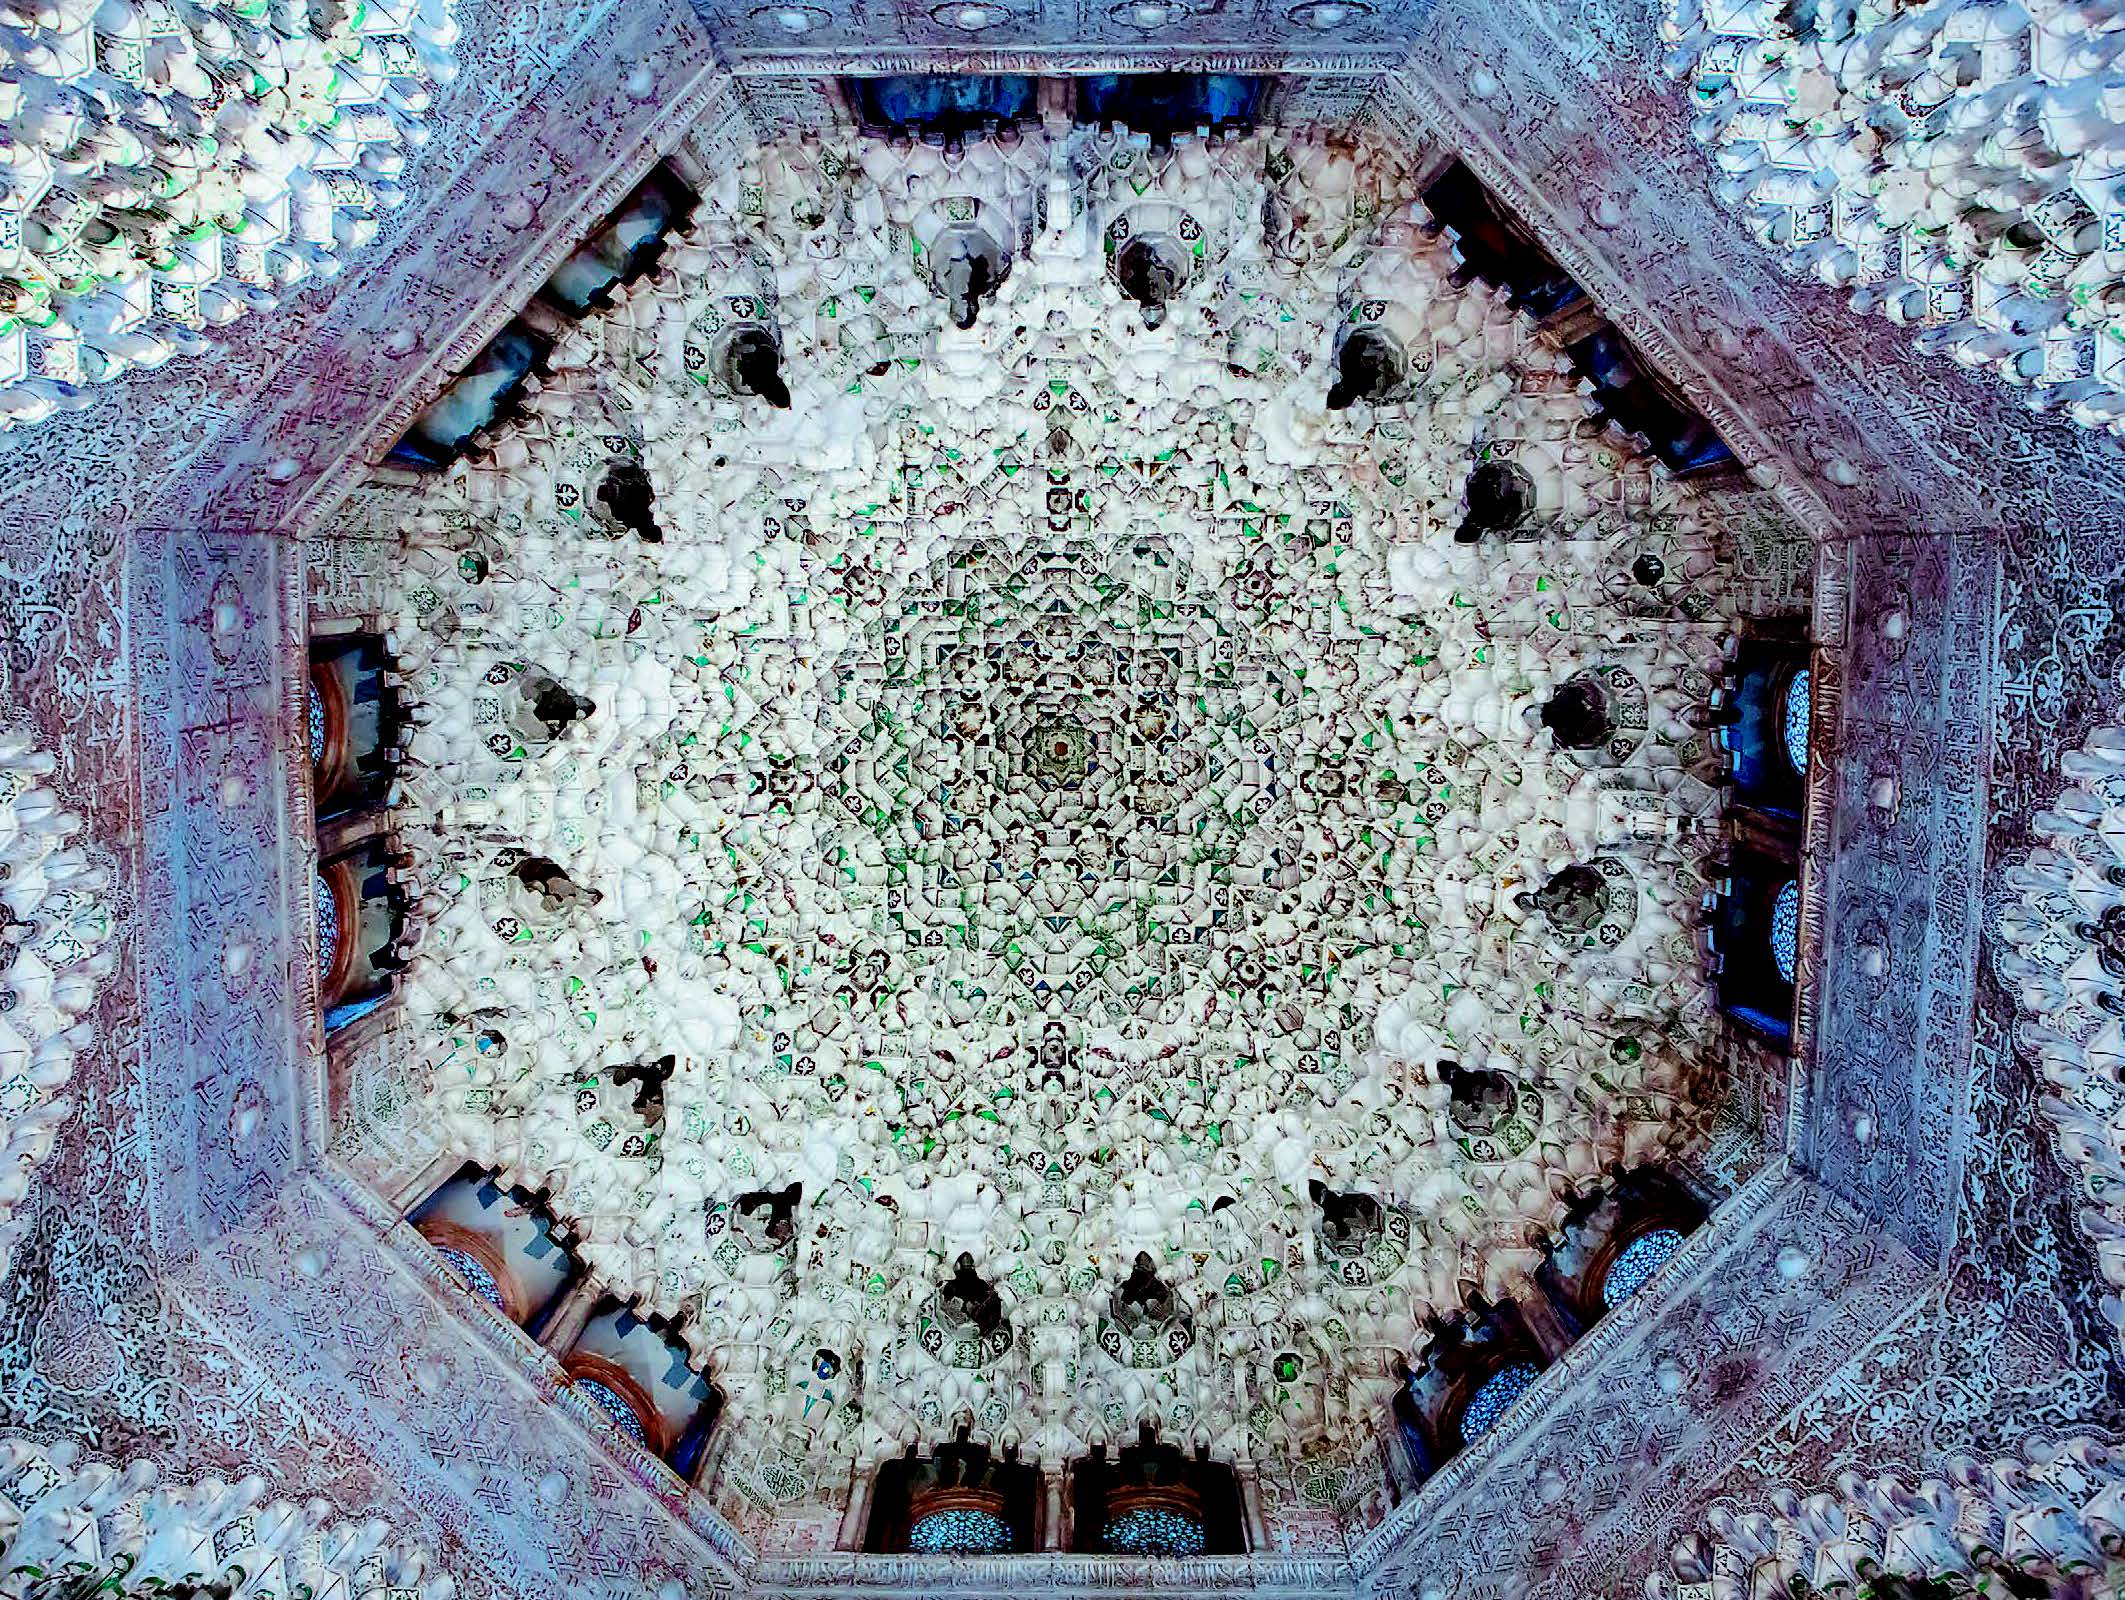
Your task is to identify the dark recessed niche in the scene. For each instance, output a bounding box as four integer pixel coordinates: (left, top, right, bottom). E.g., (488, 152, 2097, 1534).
(386, 319, 552, 472)
(842, 73, 1270, 143)
(1076, 73, 1268, 137)
(848, 74, 1041, 138)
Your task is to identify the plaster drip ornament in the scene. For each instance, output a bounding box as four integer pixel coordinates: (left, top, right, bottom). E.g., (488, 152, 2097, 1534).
(0, 0, 458, 427)
(1649, 1438, 2125, 1600)
(1997, 722, 2125, 1356)
(0, 1434, 453, 1598)
(1104, 203, 1210, 330)
(720, 326, 793, 408)
(1525, 862, 1612, 937)
(1663, 0, 2125, 436)
(1457, 460, 1537, 542)
(381, 123, 1769, 1490)
(0, 728, 112, 1286)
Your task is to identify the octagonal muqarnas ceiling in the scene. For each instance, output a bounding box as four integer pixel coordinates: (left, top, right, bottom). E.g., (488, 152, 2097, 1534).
(8, 0, 2125, 1585)
(373, 119, 1765, 1511)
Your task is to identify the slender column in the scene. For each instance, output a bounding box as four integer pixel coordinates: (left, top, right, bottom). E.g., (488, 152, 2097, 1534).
(1235, 1460, 1270, 1553)
(318, 806, 393, 862)
(1041, 1468, 1064, 1551)
(536, 1272, 604, 1356)
(1380, 1421, 1420, 1502)
(836, 1459, 874, 1550)
(693, 1425, 734, 1501)
(386, 1145, 464, 1218)
(1515, 1288, 1577, 1364)
(689, 1422, 725, 1492)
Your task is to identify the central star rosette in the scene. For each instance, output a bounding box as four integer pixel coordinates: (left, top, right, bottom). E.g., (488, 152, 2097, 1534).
(820, 519, 1341, 1027)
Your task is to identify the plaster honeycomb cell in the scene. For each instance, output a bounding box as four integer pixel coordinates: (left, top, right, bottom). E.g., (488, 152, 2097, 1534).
(0, 728, 113, 1285)
(1664, 0, 2125, 437)
(0, 0, 458, 427)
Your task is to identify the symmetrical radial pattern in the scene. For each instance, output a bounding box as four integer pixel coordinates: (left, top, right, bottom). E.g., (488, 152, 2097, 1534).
(384, 123, 1763, 1508)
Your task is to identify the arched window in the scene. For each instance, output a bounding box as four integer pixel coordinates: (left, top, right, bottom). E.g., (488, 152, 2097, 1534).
(1780, 665, 1811, 779)
(571, 1373, 653, 1449)
(1600, 1227, 1685, 1309)
(1420, 160, 1736, 476)
(908, 1502, 1014, 1554)
(564, 1304, 719, 1468)
(309, 630, 408, 1042)
(1069, 1434, 1245, 1555)
(388, 319, 552, 471)
(865, 1435, 1039, 1553)
(1458, 1360, 1540, 1446)
(850, 73, 1038, 137)
(1398, 1307, 1553, 1489)
(1709, 624, 1811, 1054)
(315, 840, 408, 1031)
(1077, 73, 1266, 137)
(409, 1166, 581, 1331)
(1102, 1501, 1208, 1556)
(1710, 849, 1801, 1050)
(1720, 638, 1810, 819)
(1770, 878, 1801, 984)
(315, 871, 344, 995)
(310, 634, 403, 819)
(539, 165, 696, 318)
(1536, 1166, 1707, 1333)
(432, 1244, 509, 1315)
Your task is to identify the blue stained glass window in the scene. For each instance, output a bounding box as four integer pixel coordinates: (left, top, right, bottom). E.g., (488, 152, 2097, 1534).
(574, 1379, 650, 1448)
(315, 875, 340, 978)
(1102, 1506, 1206, 1557)
(308, 677, 326, 766)
(1601, 1227, 1685, 1309)
(1459, 1360, 1540, 1446)
(908, 1507, 1013, 1554)
(1781, 666, 1811, 777)
(1770, 878, 1800, 984)
(435, 1245, 508, 1314)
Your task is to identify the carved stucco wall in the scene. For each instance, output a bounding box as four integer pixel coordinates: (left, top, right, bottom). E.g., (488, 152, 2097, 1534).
(1, 0, 2121, 1592)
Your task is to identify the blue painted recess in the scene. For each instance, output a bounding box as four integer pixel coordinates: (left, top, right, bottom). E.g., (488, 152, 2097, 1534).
(850, 74, 1039, 135)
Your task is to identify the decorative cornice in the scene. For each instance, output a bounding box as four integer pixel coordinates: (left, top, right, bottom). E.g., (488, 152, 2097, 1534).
(0, 724, 115, 1286)
(752, 1552, 1357, 1597)
(0, 1433, 455, 1599)
(728, 48, 1399, 72)
(1354, 1171, 1939, 1600)
(1995, 719, 2125, 1365)
(1787, 537, 1849, 1080)
(1649, 1437, 2125, 1600)
(1370, 73, 1840, 544)
(273, 66, 752, 542)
